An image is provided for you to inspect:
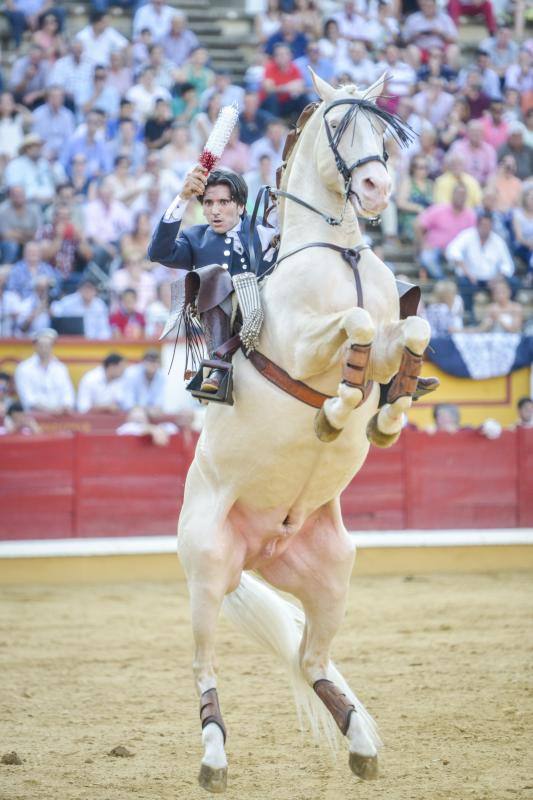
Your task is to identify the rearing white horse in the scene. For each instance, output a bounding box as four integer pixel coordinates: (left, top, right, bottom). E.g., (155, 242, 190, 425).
(178, 72, 431, 793)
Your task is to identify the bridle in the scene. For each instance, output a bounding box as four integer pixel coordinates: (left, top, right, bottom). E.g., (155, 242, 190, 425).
(271, 96, 413, 227)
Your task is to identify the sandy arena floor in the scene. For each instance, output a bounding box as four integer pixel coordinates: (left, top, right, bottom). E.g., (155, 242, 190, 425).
(0, 570, 531, 800)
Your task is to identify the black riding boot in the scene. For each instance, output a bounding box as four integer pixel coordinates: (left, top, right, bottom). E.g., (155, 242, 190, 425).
(199, 305, 231, 393)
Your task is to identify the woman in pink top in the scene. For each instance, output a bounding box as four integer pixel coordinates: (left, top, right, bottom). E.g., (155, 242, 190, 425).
(481, 100, 509, 150)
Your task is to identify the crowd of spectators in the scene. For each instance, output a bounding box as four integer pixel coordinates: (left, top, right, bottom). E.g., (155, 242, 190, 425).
(0, 0, 531, 420)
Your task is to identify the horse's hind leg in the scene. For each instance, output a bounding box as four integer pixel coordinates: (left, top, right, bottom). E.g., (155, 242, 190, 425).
(315, 307, 375, 442)
(179, 485, 245, 793)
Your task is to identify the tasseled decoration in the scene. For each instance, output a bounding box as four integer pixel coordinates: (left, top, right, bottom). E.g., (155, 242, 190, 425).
(199, 103, 239, 173)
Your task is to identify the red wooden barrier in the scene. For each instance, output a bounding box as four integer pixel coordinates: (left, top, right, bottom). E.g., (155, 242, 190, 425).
(0, 429, 531, 540)
(0, 435, 74, 540)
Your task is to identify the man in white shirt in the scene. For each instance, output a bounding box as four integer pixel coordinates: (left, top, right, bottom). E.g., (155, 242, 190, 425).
(75, 10, 128, 68)
(133, 0, 174, 41)
(122, 349, 165, 414)
(77, 352, 127, 413)
(15, 327, 75, 413)
(51, 278, 111, 340)
(446, 212, 516, 315)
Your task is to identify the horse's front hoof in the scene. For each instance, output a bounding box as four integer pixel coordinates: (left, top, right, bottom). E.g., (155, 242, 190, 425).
(314, 406, 342, 442)
(349, 752, 378, 780)
(366, 413, 400, 448)
(198, 763, 228, 793)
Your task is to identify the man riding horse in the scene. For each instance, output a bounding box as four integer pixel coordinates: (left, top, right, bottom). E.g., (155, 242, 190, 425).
(148, 164, 437, 404)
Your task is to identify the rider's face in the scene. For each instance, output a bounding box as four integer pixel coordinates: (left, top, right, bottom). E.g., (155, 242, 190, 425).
(202, 185, 243, 234)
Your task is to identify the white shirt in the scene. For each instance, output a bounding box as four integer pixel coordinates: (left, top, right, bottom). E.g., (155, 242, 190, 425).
(75, 25, 128, 67)
(133, 3, 175, 39)
(125, 83, 172, 122)
(15, 353, 75, 411)
(51, 292, 111, 340)
(0, 291, 22, 336)
(122, 363, 166, 410)
(77, 365, 127, 413)
(446, 228, 515, 281)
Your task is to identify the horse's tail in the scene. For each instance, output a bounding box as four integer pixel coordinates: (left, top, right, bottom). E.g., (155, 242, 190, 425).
(222, 571, 381, 752)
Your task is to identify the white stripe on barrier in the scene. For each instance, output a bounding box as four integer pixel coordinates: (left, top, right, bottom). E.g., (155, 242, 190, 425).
(0, 529, 532, 559)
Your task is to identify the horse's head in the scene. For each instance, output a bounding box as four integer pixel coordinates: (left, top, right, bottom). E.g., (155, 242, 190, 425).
(309, 71, 412, 220)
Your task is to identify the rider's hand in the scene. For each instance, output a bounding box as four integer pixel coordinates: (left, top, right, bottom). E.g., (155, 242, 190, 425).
(181, 166, 208, 201)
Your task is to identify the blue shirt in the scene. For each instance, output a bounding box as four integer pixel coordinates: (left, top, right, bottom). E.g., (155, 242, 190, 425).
(265, 31, 309, 60)
(7, 259, 60, 299)
(61, 135, 112, 180)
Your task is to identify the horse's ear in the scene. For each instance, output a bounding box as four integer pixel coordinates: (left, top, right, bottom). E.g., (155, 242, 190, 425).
(308, 67, 335, 102)
(365, 72, 388, 101)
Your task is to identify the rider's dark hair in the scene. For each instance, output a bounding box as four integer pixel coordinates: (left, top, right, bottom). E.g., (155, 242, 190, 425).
(200, 169, 248, 210)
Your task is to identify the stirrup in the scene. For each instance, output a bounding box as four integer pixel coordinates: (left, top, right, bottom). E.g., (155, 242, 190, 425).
(186, 359, 234, 405)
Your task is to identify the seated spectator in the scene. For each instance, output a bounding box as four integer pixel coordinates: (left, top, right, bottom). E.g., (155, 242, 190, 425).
(217, 126, 251, 175)
(32, 11, 66, 63)
(437, 96, 469, 149)
(38, 202, 92, 290)
(75, 10, 128, 69)
(433, 153, 482, 208)
(4, 0, 64, 48)
(449, 119, 497, 186)
(238, 91, 273, 146)
(511, 184, 533, 274)
(108, 116, 146, 171)
(144, 98, 173, 150)
(144, 281, 171, 339)
(0, 402, 41, 435)
(295, 41, 335, 99)
(160, 122, 198, 178)
(160, 12, 200, 67)
(481, 99, 509, 151)
(0, 91, 30, 160)
(460, 50, 500, 99)
(132, 27, 154, 75)
(293, 0, 323, 40)
(479, 26, 518, 80)
(147, 43, 175, 92)
(201, 70, 245, 112)
(84, 178, 132, 273)
(190, 93, 220, 151)
(516, 397, 533, 428)
(110, 288, 146, 339)
(134, 149, 179, 210)
(402, 0, 459, 66)
(525, 108, 533, 149)
(245, 154, 276, 212)
(122, 349, 165, 414)
(445, 212, 515, 315)
(15, 327, 75, 413)
(332, 1, 367, 42)
(425, 279, 464, 336)
(106, 155, 145, 207)
(61, 110, 112, 181)
(416, 46, 457, 90)
(505, 48, 533, 101)
(51, 277, 111, 339)
(415, 184, 476, 279)
(459, 69, 491, 120)
(107, 49, 133, 96)
(0, 372, 16, 417)
(318, 18, 348, 65)
(126, 65, 171, 123)
(429, 402, 461, 434)
(377, 44, 417, 112)
(255, 0, 282, 45)
(250, 118, 287, 172)
(0, 266, 22, 336)
(412, 77, 455, 128)
(77, 352, 127, 413)
(336, 40, 378, 88)
(485, 155, 523, 212)
(498, 122, 533, 181)
(177, 46, 214, 98)
(171, 81, 200, 127)
(110, 258, 156, 313)
(17, 274, 53, 338)
(80, 64, 120, 119)
(31, 85, 75, 160)
(7, 240, 59, 299)
(119, 211, 153, 265)
(116, 406, 177, 446)
(8, 44, 48, 108)
(0, 186, 42, 264)
(477, 277, 523, 333)
(47, 41, 93, 113)
(448, 0, 496, 36)
(396, 156, 434, 243)
(260, 43, 308, 120)
(265, 13, 309, 59)
(408, 128, 444, 181)
(4, 134, 56, 206)
(68, 155, 95, 201)
(133, 0, 175, 42)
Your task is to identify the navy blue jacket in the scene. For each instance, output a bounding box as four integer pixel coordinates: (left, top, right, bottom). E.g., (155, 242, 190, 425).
(147, 214, 272, 278)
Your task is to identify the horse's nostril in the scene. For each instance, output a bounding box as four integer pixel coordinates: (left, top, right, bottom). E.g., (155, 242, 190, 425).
(363, 178, 376, 191)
